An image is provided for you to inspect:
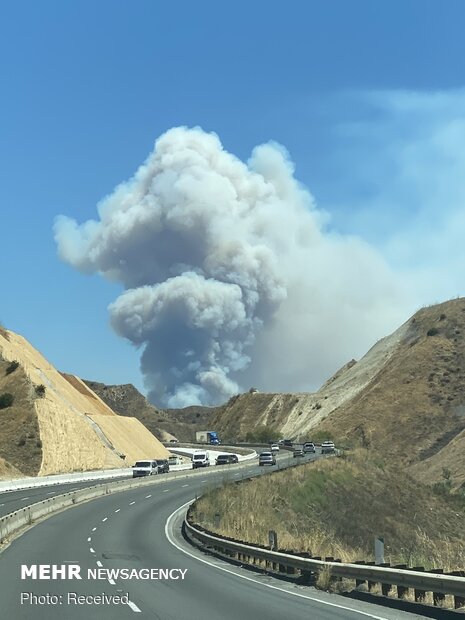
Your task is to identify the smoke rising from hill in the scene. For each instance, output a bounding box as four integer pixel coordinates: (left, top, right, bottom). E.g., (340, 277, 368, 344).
(54, 126, 409, 406)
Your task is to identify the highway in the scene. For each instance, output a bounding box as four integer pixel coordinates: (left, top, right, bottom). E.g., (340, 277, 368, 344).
(0, 454, 431, 620)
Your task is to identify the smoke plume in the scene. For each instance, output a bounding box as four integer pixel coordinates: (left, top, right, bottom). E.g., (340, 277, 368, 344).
(54, 126, 409, 406)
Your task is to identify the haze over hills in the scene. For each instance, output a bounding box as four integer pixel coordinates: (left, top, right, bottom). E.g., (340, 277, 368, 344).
(0, 327, 169, 478)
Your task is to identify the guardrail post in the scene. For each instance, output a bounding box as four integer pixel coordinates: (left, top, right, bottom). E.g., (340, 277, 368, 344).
(354, 561, 367, 588)
(412, 567, 426, 602)
(393, 565, 408, 598)
(377, 563, 392, 596)
(431, 569, 446, 606)
(449, 572, 465, 609)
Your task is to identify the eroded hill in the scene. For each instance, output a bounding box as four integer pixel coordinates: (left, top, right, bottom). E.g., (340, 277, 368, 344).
(211, 298, 465, 487)
(84, 380, 217, 442)
(0, 328, 169, 477)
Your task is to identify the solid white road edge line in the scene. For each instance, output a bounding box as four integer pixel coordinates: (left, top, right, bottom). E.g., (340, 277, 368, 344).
(164, 500, 390, 620)
(127, 600, 141, 613)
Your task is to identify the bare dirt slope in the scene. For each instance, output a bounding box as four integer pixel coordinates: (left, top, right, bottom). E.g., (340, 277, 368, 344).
(84, 380, 216, 442)
(0, 329, 168, 477)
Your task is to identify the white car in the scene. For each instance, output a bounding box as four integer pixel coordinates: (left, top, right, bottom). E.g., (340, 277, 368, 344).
(259, 451, 276, 466)
(270, 443, 280, 453)
(321, 441, 335, 454)
(132, 460, 158, 477)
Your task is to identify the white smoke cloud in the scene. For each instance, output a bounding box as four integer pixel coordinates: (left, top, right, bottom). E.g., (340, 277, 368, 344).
(54, 126, 410, 406)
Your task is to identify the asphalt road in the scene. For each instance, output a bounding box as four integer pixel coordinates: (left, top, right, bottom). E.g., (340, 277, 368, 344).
(0, 454, 431, 620)
(0, 447, 289, 518)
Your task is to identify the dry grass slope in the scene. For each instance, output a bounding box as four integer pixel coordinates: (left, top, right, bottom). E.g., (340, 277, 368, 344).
(192, 451, 465, 571)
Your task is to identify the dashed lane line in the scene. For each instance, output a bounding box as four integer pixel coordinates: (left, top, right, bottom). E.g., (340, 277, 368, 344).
(127, 600, 141, 613)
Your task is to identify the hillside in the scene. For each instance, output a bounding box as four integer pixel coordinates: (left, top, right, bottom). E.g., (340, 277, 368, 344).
(211, 298, 465, 487)
(84, 380, 217, 442)
(0, 328, 169, 477)
(192, 450, 465, 571)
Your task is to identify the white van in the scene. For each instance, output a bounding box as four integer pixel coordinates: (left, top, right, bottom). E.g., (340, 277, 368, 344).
(192, 451, 210, 469)
(132, 460, 158, 477)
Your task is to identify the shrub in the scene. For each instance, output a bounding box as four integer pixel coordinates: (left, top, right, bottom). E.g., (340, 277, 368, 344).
(17, 436, 26, 447)
(427, 327, 439, 337)
(312, 430, 335, 444)
(245, 425, 282, 443)
(0, 393, 14, 409)
(35, 384, 46, 397)
(5, 360, 19, 375)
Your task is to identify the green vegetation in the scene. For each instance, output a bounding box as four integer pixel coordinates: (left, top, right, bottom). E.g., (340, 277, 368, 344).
(5, 360, 19, 375)
(310, 430, 335, 444)
(35, 384, 46, 397)
(0, 393, 14, 409)
(244, 424, 282, 443)
(427, 327, 440, 336)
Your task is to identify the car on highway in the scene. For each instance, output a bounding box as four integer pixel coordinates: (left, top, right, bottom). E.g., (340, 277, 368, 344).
(303, 442, 315, 453)
(169, 438, 179, 443)
(321, 441, 336, 454)
(293, 448, 305, 458)
(282, 439, 293, 447)
(156, 459, 170, 474)
(132, 460, 158, 477)
(215, 453, 239, 465)
(258, 451, 276, 466)
(270, 443, 280, 453)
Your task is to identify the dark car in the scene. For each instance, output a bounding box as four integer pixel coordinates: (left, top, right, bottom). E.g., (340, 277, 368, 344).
(282, 439, 293, 447)
(156, 459, 170, 474)
(215, 454, 239, 465)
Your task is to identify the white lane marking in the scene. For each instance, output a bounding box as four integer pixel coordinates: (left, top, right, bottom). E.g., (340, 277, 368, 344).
(145, 495, 152, 498)
(201, 480, 207, 483)
(0, 503, 4, 507)
(102, 517, 108, 522)
(182, 484, 189, 487)
(163, 489, 169, 493)
(46, 491, 55, 495)
(87, 537, 91, 542)
(233, 474, 239, 477)
(129, 501, 135, 505)
(165, 501, 389, 620)
(96, 561, 103, 567)
(108, 578, 116, 585)
(127, 600, 141, 613)
(89, 547, 95, 554)
(21, 497, 29, 501)
(115, 508, 120, 513)
(92, 527, 97, 532)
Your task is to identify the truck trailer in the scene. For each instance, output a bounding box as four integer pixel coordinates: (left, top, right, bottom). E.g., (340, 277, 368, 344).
(195, 430, 220, 445)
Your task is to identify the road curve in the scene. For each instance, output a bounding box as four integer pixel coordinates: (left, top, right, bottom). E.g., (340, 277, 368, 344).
(0, 459, 429, 620)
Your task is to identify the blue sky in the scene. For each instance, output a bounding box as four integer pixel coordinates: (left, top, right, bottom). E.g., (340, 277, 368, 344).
(1, 1, 465, 401)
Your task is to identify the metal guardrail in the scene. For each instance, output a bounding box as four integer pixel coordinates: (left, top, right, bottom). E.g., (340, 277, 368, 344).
(184, 517, 465, 610)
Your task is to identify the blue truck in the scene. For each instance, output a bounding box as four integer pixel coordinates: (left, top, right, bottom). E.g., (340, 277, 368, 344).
(195, 430, 220, 445)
